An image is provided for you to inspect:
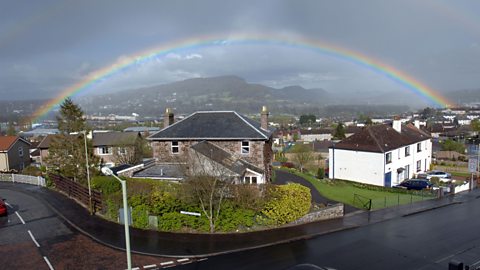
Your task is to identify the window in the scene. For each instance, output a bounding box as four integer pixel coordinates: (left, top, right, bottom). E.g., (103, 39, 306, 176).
(244, 176, 251, 184)
(244, 176, 257, 184)
(416, 160, 421, 172)
(171, 141, 179, 154)
(417, 142, 422, 152)
(252, 176, 257, 184)
(386, 152, 392, 164)
(99, 146, 111, 155)
(18, 147, 23, 157)
(241, 141, 250, 154)
(405, 146, 410, 157)
(118, 148, 127, 155)
(405, 165, 410, 179)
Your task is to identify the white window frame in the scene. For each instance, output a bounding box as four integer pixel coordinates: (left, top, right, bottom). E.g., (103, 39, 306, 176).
(244, 176, 251, 184)
(386, 152, 392, 164)
(417, 142, 422, 152)
(241, 141, 250, 155)
(99, 146, 112, 155)
(18, 146, 23, 157)
(416, 160, 421, 172)
(405, 146, 410, 157)
(171, 141, 179, 154)
(118, 147, 127, 155)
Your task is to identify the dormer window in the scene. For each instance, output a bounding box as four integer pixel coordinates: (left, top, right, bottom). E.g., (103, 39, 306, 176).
(241, 141, 250, 154)
(171, 141, 179, 154)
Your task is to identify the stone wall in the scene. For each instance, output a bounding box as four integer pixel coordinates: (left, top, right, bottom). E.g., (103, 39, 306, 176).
(291, 203, 344, 225)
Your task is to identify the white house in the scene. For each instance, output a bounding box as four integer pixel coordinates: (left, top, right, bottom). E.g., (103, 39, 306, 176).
(328, 120, 432, 187)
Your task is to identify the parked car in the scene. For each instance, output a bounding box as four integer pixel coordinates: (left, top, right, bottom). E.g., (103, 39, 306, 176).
(424, 170, 452, 180)
(396, 179, 433, 190)
(0, 198, 7, 216)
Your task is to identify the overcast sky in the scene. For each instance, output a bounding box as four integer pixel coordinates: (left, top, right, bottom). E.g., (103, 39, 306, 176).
(1, 0, 479, 102)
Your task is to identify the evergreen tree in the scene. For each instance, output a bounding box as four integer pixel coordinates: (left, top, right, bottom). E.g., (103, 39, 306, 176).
(333, 122, 346, 140)
(6, 121, 16, 136)
(57, 97, 86, 134)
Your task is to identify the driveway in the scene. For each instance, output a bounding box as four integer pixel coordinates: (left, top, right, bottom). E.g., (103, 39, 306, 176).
(274, 169, 359, 213)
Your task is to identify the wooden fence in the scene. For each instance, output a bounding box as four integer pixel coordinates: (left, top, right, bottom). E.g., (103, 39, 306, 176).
(49, 174, 103, 213)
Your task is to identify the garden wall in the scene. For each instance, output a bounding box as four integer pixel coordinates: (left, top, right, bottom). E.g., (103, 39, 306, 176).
(292, 203, 344, 224)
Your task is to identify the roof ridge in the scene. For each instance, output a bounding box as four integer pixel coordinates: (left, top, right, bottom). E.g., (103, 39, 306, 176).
(367, 126, 385, 152)
(234, 112, 268, 140)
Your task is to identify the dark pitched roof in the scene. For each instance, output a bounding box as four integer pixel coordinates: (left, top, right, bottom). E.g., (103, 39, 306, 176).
(333, 123, 431, 153)
(92, 132, 140, 147)
(148, 111, 273, 141)
(0, 136, 30, 152)
(38, 134, 57, 149)
(190, 141, 263, 175)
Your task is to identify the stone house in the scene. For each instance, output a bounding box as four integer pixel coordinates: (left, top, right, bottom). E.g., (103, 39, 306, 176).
(92, 131, 142, 167)
(0, 136, 31, 172)
(146, 107, 274, 184)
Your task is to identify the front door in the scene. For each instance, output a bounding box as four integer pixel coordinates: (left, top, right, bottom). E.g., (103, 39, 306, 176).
(384, 172, 392, 187)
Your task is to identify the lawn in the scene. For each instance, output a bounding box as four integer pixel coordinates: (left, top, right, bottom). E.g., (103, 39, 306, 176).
(284, 169, 436, 210)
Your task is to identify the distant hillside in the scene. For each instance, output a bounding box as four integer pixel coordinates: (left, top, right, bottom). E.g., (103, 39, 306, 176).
(79, 75, 330, 116)
(445, 89, 480, 104)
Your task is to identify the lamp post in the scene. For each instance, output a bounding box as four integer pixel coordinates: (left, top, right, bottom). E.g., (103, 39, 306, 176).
(101, 167, 132, 270)
(83, 130, 92, 214)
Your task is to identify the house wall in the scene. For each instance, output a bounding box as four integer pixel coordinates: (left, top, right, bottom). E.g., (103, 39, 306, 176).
(301, 134, 331, 142)
(39, 149, 49, 165)
(151, 139, 273, 182)
(0, 153, 8, 171)
(329, 138, 432, 187)
(5, 140, 31, 171)
(329, 149, 385, 186)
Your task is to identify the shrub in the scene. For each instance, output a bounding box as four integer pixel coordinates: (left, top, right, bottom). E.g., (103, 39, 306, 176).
(148, 190, 182, 216)
(91, 176, 121, 195)
(317, 167, 325, 179)
(261, 183, 311, 226)
(216, 201, 256, 232)
(132, 204, 149, 229)
(21, 165, 43, 176)
(159, 211, 208, 232)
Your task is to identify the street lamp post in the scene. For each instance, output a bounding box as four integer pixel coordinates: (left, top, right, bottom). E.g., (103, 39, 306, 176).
(83, 131, 92, 214)
(101, 167, 132, 270)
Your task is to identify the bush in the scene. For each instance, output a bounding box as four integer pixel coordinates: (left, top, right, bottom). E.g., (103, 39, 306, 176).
(317, 167, 325, 179)
(21, 165, 43, 176)
(91, 176, 121, 195)
(216, 201, 256, 232)
(261, 183, 311, 226)
(132, 204, 149, 229)
(159, 211, 208, 232)
(148, 190, 182, 216)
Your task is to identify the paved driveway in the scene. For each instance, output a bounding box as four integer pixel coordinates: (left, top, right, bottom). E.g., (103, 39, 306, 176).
(274, 169, 359, 213)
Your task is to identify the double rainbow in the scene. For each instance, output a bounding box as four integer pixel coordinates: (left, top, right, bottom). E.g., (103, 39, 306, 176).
(31, 33, 455, 122)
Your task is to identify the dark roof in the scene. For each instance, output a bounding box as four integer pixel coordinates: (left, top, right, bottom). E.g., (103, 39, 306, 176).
(92, 132, 140, 147)
(190, 141, 263, 175)
(110, 164, 133, 175)
(312, 140, 334, 152)
(0, 136, 31, 152)
(300, 128, 332, 135)
(148, 111, 273, 141)
(133, 164, 185, 179)
(332, 123, 431, 153)
(38, 134, 57, 149)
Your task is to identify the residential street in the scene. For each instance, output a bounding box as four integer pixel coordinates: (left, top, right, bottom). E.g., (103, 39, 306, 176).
(174, 190, 480, 270)
(0, 187, 180, 270)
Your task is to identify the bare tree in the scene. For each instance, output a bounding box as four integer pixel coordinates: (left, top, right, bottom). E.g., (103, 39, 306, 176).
(112, 137, 145, 165)
(180, 149, 235, 233)
(290, 143, 314, 172)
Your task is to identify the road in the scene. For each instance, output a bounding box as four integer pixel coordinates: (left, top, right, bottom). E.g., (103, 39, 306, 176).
(175, 192, 480, 270)
(0, 187, 178, 270)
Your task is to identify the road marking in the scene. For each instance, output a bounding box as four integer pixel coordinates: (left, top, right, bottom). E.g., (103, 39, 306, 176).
(160, 261, 174, 266)
(15, 211, 26, 225)
(28, 230, 40, 247)
(198, 258, 208, 262)
(43, 256, 54, 270)
(5, 202, 12, 207)
(177, 258, 189, 263)
(143, 264, 157, 269)
(131, 268, 140, 270)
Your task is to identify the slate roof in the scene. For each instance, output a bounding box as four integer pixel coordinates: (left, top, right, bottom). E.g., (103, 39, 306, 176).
(38, 134, 57, 149)
(190, 141, 263, 175)
(0, 136, 30, 152)
(132, 164, 185, 179)
(92, 132, 140, 147)
(148, 111, 273, 141)
(332, 123, 431, 153)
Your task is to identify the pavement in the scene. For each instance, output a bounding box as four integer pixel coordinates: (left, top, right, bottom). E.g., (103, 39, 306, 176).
(1, 181, 478, 259)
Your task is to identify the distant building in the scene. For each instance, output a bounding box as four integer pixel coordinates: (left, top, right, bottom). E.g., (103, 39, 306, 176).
(0, 136, 31, 172)
(329, 120, 432, 187)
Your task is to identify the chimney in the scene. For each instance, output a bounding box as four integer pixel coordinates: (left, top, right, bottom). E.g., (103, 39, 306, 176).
(414, 120, 421, 129)
(392, 116, 402, 133)
(261, 106, 269, 130)
(164, 108, 174, 128)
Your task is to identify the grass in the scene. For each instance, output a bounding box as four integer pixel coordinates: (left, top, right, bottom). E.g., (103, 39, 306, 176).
(282, 168, 436, 210)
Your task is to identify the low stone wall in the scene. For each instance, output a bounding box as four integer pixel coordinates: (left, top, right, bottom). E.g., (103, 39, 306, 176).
(292, 203, 344, 225)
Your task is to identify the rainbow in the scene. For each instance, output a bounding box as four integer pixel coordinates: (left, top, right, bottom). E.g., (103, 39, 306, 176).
(31, 33, 455, 122)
